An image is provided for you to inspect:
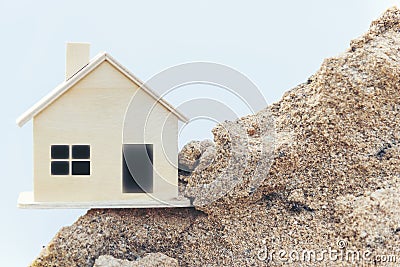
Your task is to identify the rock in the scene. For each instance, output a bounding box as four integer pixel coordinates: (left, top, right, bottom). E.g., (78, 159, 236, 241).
(94, 253, 178, 267)
(199, 139, 214, 153)
(178, 139, 215, 174)
(195, 144, 216, 172)
(94, 255, 134, 267)
(178, 140, 201, 173)
(30, 7, 400, 267)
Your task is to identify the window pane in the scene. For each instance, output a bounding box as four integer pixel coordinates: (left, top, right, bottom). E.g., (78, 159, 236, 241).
(51, 145, 69, 159)
(72, 145, 90, 159)
(51, 161, 69, 175)
(72, 161, 90, 175)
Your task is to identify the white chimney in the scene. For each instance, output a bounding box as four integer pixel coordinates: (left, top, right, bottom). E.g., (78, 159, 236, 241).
(65, 42, 90, 80)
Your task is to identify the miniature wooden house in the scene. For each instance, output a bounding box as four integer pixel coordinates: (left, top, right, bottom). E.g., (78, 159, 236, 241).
(17, 43, 191, 208)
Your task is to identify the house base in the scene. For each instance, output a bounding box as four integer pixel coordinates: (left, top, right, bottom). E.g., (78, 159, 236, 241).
(18, 192, 193, 209)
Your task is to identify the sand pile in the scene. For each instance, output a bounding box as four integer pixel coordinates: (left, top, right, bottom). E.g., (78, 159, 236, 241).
(31, 7, 400, 266)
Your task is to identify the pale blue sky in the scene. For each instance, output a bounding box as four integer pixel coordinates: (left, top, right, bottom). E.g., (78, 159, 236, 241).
(1, 1, 398, 265)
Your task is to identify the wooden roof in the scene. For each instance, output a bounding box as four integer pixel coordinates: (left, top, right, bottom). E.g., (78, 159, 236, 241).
(17, 52, 189, 127)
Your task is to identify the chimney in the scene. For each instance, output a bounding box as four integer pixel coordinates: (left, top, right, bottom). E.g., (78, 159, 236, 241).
(65, 42, 90, 80)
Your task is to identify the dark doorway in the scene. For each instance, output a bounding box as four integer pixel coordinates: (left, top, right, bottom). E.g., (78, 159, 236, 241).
(122, 144, 153, 193)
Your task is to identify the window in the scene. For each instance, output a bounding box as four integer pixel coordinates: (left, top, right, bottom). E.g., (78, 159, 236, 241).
(51, 145, 91, 176)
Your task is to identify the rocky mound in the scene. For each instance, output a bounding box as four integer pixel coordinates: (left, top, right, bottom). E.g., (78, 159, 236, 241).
(31, 7, 400, 266)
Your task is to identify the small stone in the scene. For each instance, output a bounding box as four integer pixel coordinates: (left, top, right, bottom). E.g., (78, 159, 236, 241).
(247, 127, 256, 136)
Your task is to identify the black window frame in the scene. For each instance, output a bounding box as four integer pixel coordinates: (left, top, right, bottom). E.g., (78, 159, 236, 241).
(50, 144, 91, 176)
